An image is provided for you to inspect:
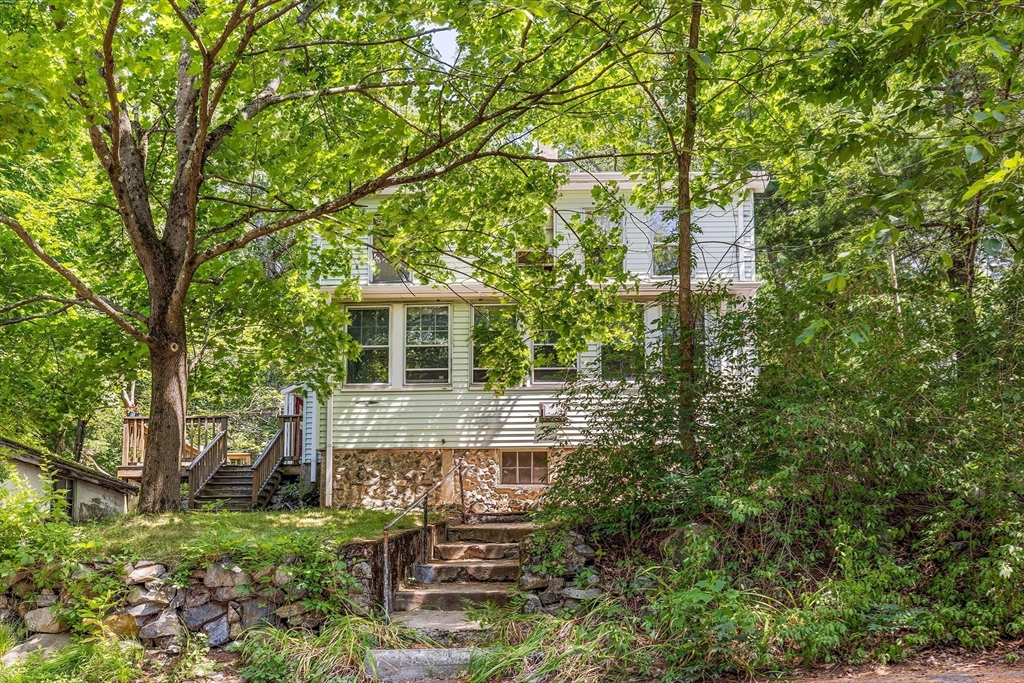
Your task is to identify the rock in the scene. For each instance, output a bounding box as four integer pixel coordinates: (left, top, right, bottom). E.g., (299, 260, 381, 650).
(202, 615, 230, 647)
(138, 610, 182, 639)
(70, 565, 96, 581)
(284, 584, 307, 600)
(24, 606, 67, 634)
(538, 578, 565, 606)
(274, 603, 307, 619)
(125, 602, 162, 618)
(102, 613, 140, 639)
(204, 564, 249, 588)
(1, 633, 72, 666)
(519, 573, 549, 591)
(559, 587, 603, 600)
(134, 560, 158, 569)
(350, 562, 372, 580)
(126, 564, 166, 584)
(182, 602, 227, 630)
(184, 586, 211, 608)
(229, 622, 243, 640)
(212, 585, 249, 602)
(227, 604, 241, 624)
(272, 567, 294, 587)
(127, 585, 177, 606)
(35, 591, 57, 608)
(523, 594, 543, 614)
(240, 600, 275, 629)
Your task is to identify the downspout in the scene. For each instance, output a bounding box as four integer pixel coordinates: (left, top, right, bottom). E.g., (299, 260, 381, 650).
(324, 390, 334, 507)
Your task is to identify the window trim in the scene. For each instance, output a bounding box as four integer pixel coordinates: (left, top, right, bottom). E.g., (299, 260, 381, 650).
(499, 449, 550, 486)
(403, 304, 452, 386)
(531, 331, 579, 385)
(345, 305, 391, 386)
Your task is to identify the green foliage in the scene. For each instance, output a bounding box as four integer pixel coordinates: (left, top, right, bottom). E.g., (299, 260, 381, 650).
(0, 460, 72, 582)
(0, 636, 144, 683)
(0, 621, 26, 659)
(234, 615, 432, 683)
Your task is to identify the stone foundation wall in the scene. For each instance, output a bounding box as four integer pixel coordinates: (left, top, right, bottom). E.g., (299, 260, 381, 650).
(331, 448, 551, 513)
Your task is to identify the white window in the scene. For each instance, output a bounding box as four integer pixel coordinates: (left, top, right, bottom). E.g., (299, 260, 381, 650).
(347, 307, 390, 384)
(532, 331, 577, 383)
(652, 208, 678, 276)
(472, 306, 507, 384)
(370, 238, 410, 283)
(601, 302, 646, 381)
(405, 305, 450, 384)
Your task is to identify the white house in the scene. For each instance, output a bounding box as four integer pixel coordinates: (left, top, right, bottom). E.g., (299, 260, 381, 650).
(298, 172, 765, 513)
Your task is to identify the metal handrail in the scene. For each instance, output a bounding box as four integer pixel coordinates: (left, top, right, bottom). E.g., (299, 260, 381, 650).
(382, 459, 467, 617)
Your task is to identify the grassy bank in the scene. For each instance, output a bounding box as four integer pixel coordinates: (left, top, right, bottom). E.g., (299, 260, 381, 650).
(71, 508, 426, 566)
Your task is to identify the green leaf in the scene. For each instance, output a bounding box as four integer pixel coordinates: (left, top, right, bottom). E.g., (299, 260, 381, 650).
(965, 145, 984, 164)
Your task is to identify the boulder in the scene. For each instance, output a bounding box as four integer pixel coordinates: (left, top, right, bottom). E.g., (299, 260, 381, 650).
(35, 591, 57, 608)
(559, 587, 603, 600)
(134, 560, 158, 569)
(204, 564, 249, 588)
(182, 602, 227, 630)
(240, 600, 275, 629)
(274, 603, 307, 619)
(1, 633, 72, 666)
(127, 585, 177, 606)
(138, 610, 182, 639)
(202, 615, 230, 647)
(519, 573, 549, 591)
(125, 602, 162, 618)
(184, 586, 211, 608)
(126, 564, 166, 584)
(102, 613, 140, 639)
(23, 606, 67, 634)
(272, 567, 294, 587)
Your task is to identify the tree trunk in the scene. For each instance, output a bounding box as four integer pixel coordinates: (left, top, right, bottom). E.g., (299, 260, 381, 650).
(676, 0, 702, 465)
(137, 311, 189, 513)
(72, 417, 88, 462)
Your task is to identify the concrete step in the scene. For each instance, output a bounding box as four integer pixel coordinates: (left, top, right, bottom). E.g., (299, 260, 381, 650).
(433, 542, 519, 561)
(446, 523, 535, 544)
(390, 610, 484, 644)
(365, 647, 482, 682)
(461, 512, 531, 525)
(393, 583, 512, 611)
(414, 560, 518, 584)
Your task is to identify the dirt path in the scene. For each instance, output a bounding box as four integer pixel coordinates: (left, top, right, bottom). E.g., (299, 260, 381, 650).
(789, 644, 1024, 682)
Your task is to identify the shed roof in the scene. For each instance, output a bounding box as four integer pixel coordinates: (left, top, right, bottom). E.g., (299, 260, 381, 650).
(0, 436, 139, 496)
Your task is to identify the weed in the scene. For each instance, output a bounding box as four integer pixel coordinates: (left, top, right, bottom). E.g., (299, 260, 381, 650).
(0, 636, 144, 683)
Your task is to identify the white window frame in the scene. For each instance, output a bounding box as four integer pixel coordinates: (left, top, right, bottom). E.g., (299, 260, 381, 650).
(403, 304, 452, 386)
(345, 305, 391, 386)
(531, 331, 579, 385)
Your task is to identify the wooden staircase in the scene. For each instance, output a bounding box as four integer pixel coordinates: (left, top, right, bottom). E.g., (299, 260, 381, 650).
(394, 515, 534, 611)
(192, 465, 282, 511)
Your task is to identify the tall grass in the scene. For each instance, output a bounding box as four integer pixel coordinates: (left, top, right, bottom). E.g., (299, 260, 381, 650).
(234, 614, 435, 683)
(0, 620, 26, 658)
(0, 636, 144, 683)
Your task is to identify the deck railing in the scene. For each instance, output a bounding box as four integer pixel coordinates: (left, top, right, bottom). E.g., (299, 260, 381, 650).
(185, 430, 228, 509)
(121, 415, 229, 469)
(250, 414, 302, 508)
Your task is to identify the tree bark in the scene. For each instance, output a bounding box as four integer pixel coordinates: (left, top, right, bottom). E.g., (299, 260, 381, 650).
(676, 0, 702, 464)
(137, 309, 189, 513)
(72, 418, 88, 462)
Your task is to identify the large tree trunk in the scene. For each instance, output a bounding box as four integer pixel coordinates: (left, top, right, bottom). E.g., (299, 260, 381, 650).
(138, 309, 189, 513)
(676, 0, 702, 465)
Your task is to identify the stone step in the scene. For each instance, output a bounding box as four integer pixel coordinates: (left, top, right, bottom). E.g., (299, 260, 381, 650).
(414, 560, 518, 584)
(365, 647, 482, 682)
(393, 583, 512, 611)
(446, 523, 535, 544)
(390, 610, 484, 644)
(433, 542, 519, 561)
(461, 512, 532, 525)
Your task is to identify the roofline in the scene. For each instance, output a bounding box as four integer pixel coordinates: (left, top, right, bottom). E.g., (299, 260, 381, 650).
(0, 437, 139, 495)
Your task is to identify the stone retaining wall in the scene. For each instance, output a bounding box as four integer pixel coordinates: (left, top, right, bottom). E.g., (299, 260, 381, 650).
(0, 526, 433, 651)
(331, 448, 549, 513)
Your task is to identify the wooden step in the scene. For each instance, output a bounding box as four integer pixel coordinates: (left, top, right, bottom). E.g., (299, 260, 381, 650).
(393, 583, 512, 611)
(414, 559, 518, 584)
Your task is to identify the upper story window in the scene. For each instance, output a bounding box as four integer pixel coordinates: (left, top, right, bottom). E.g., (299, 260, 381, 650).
(517, 210, 555, 271)
(405, 305, 450, 384)
(370, 238, 410, 284)
(347, 307, 390, 384)
(601, 302, 646, 381)
(652, 209, 678, 276)
(472, 305, 516, 384)
(532, 331, 578, 383)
